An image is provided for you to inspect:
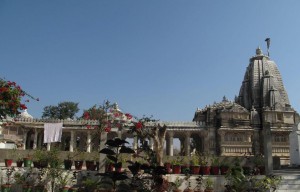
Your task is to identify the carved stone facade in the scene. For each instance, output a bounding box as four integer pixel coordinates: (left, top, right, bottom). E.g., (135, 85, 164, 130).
(193, 47, 298, 159)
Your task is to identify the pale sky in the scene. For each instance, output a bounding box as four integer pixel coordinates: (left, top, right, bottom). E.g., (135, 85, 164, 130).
(1, 0, 300, 121)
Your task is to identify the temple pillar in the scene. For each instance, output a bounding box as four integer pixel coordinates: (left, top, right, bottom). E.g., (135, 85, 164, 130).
(47, 143, 51, 151)
(167, 132, 174, 156)
(133, 133, 138, 151)
(253, 128, 261, 155)
(23, 130, 28, 150)
(118, 129, 122, 139)
(203, 131, 209, 153)
(33, 129, 38, 149)
(184, 132, 191, 156)
(37, 132, 43, 149)
(87, 131, 91, 153)
(263, 123, 273, 174)
(70, 131, 75, 152)
(180, 138, 184, 155)
(166, 136, 170, 155)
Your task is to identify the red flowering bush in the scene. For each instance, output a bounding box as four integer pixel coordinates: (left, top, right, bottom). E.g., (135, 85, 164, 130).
(82, 101, 134, 133)
(0, 78, 38, 120)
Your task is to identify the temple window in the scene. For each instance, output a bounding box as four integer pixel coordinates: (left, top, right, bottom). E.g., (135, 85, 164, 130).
(224, 133, 244, 142)
(273, 135, 287, 142)
(277, 113, 283, 122)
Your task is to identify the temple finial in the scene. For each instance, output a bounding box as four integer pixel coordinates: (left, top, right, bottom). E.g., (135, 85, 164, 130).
(265, 38, 270, 56)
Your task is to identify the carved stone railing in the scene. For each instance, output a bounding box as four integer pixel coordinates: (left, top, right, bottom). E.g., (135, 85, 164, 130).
(14, 118, 202, 129)
(221, 146, 252, 155)
(15, 118, 99, 125)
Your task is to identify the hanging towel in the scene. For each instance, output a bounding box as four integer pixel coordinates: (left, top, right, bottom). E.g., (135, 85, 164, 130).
(44, 123, 63, 143)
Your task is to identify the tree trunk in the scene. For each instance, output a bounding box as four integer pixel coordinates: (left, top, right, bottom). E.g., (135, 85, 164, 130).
(152, 124, 167, 166)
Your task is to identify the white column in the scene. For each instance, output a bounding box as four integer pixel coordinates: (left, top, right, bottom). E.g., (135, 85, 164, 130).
(38, 132, 43, 148)
(47, 143, 51, 151)
(23, 131, 28, 150)
(185, 132, 191, 156)
(70, 131, 75, 152)
(118, 130, 122, 139)
(33, 129, 38, 149)
(87, 131, 91, 153)
(133, 133, 138, 150)
(169, 132, 174, 157)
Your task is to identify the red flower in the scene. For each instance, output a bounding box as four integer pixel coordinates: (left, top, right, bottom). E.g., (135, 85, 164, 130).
(125, 113, 133, 119)
(135, 122, 143, 129)
(20, 104, 27, 110)
(114, 112, 120, 117)
(86, 125, 91, 129)
(104, 127, 111, 132)
(83, 111, 90, 120)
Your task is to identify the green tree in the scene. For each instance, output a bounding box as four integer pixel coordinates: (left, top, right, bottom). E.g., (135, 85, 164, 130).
(42, 101, 79, 119)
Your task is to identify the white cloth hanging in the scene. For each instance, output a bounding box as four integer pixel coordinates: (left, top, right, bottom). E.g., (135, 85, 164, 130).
(43, 123, 63, 143)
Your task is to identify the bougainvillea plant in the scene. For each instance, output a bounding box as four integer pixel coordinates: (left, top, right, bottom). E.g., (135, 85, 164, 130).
(82, 101, 146, 134)
(0, 78, 38, 120)
(83, 100, 167, 165)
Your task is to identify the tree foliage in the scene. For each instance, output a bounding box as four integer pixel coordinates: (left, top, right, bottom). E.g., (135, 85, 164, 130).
(42, 101, 79, 119)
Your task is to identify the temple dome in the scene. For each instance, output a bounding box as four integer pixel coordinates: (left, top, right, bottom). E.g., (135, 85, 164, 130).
(237, 48, 290, 111)
(18, 109, 33, 119)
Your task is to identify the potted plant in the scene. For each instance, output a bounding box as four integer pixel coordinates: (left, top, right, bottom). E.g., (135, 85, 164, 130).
(194, 175, 204, 192)
(5, 147, 17, 167)
(64, 153, 73, 170)
(115, 154, 127, 172)
(15, 150, 23, 167)
(99, 138, 136, 192)
(210, 156, 219, 175)
(199, 154, 210, 175)
(181, 156, 190, 174)
(164, 156, 172, 174)
(1, 167, 15, 192)
(32, 149, 48, 169)
(23, 153, 32, 168)
(204, 177, 214, 192)
(85, 159, 96, 171)
(220, 158, 230, 175)
(172, 157, 182, 174)
(4, 158, 13, 167)
(172, 176, 183, 192)
(57, 171, 73, 192)
(73, 150, 85, 170)
(104, 157, 114, 172)
(14, 170, 34, 192)
(190, 153, 200, 175)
